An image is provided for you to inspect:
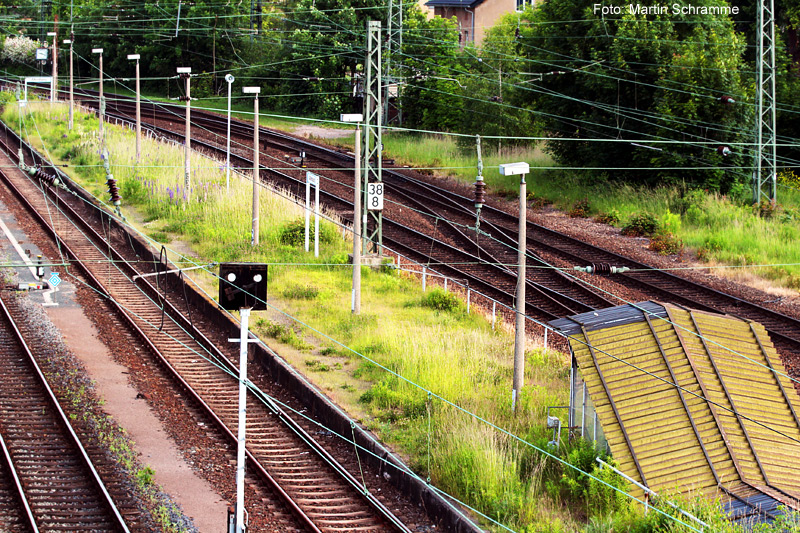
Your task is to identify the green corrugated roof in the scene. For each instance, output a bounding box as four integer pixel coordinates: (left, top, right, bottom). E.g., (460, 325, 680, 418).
(551, 302, 800, 517)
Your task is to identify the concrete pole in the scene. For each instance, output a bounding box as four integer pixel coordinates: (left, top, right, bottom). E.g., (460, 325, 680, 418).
(352, 126, 362, 314)
(513, 174, 527, 413)
(251, 96, 259, 246)
(235, 307, 250, 533)
(135, 59, 141, 163)
(68, 37, 73, 129)
(50, 33, 57, 102)
(98, 52, 103, 141)
(225, 74, 235, 192)
(184, 73, 191, 201)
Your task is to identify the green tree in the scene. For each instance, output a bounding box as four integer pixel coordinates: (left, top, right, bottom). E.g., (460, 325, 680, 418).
(400, 12, 464, 131)
(518, 0, 751, 191)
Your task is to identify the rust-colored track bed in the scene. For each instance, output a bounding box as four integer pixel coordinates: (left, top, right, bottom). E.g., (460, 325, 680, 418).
(0, 293, 129, 532)
(0, 120, 419, 532)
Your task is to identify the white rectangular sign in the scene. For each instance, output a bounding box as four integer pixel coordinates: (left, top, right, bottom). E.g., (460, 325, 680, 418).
(367, 182, 383, 211)
(306, 171, 319, 187)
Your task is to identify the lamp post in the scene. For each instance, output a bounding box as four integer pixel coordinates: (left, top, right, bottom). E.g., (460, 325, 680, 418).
(177, 67, 192, 201)
(341, 113, 363, 314)
(499, 161, 529, 413)
(128, 54, 141, 164)
(64, 37, 73, 129)
(47, 31, 57, 102)
(225, 74, 235, 192)
(243, 86, 261, 246)
(91, 48, 103, 142)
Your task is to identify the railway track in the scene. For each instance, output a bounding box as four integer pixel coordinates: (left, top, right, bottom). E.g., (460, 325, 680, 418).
(0, 292, 129, 532)
(85, 91, 800, 356)
(0, 120, 422, 532)
(95, 94, 613, 320)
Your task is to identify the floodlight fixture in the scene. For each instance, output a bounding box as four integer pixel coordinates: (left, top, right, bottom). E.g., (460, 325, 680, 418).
(340, 113, 363, 123)
(499, 162, 530, 176)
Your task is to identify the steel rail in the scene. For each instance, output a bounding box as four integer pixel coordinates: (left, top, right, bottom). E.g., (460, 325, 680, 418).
(0, 293, 129, 532)
(0, 122, 411, 533)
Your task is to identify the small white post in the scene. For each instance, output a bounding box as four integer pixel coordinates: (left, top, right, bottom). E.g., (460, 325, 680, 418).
(492, 301, 496, 330)
(422, 267, 427, 291)
(235, 307, 250, 533)
(225, 74, 235, 192)
(467, 288, 471, 313)
(544, 328, 548, 350)
(444, 278, 448, 292)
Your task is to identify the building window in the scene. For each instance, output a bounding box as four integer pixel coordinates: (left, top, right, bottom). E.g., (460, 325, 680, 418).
(516, 0, 526, 12)
(464, 30, 470, 43)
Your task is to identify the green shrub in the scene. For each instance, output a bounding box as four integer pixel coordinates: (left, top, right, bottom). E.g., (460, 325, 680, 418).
(621, 213, 658, 237)
(660, 209, 681, 235)
(594, 209, 621, 225)
(278, 218, 337, 246)
(569, 198, 590, 218)
(649, 233, 683, 255)
(421, 288, 463, 313)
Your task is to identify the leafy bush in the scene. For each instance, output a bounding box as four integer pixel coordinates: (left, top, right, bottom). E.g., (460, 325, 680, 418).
(538, 438, 627, 519)
(594, 209, 621, 225)
(569, 198, 590, 218)
(649, 233, 684, 255)
(621, 213, 658, 237)
(278, 217, 337, 247)
(754, 200, 778, 219)
(421, 288, 463, 313)
(660, 209, 681, 235)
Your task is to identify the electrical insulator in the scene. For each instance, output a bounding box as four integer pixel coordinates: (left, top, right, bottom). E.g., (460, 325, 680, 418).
(717, 145, 731, 157)
(474, 178, 486, 209)
(719, 95, 735, 105)
(28, 165, 59, 187)
(574, 264, 630, 275)
(179, 72, 191, 80)
(177, 96, 191, 102)
(107, 175, 121, 205)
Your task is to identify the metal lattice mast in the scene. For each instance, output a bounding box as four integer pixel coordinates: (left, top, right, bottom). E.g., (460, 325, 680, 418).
(754, 0, 777, 204)
(363, 21, 383, 254)
(384, 0, 402, 125)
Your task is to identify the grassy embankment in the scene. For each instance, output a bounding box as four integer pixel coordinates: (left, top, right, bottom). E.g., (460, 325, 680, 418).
(3, 98, 794, 532)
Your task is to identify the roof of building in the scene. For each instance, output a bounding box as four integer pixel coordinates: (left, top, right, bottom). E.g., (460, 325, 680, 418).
(550, 302, 800, 523)
(424, 0, 484, 9)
